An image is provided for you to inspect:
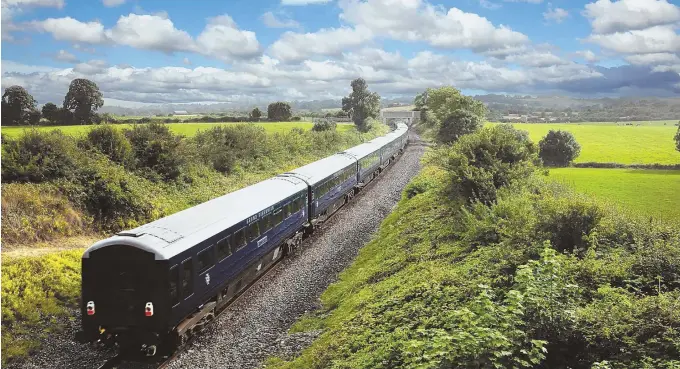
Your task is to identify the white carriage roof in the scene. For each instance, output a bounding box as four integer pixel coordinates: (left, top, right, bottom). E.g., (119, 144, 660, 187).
(83, 176, 307, 260)
(341, 141, 381, 159)
(280, 153, 356, 186)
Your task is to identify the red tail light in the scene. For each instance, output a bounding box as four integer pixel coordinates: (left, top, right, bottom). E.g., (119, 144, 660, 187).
(145, 302, 154, 317)
(86, 301, 95, 315)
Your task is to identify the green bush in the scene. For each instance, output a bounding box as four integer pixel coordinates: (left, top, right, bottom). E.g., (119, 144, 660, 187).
(539, 130, 581, 167)
(83, 125, 134, 167)
(436, 108, 483, 144)
(311, 118, 337, 132)
(124, 122, 185, 181)
(441, 124, 539, 205)
(1, 130, 80, 183)
(192, 124, 268, 174)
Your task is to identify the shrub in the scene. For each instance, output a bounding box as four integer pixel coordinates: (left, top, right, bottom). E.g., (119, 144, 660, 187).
(539, 130, 581, 167)
(442, 124, 539, 205)
(675, 125, 680, 152)
(536, 194, 603, 254)
(1, 183, 87, 245)
(436, 108, 483, 144)
(311, 118, 336, 132)
(1, 130, 80, 183)
(192, 124, 268, 174)
(291, 116, 302, 121)
(83, 125, 134, 167)
(124, 122, 185, 181)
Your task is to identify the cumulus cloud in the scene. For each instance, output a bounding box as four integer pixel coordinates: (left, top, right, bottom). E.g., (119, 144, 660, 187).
(53, 49, 79, 63)
(102, 0, 125, 7)
(339, 0, 528, 52)
(586, 25, 680, 54)
(583, 0, 680, 34)
(105, 14, 194, 52)
(261, 11, 300, 28)
(543, 5, 569, 24)
(625, 52, 680, 65)
(2, 0, 64, 7)
(574, 50, 600, 63)
(269, 26, 373, 62)
(195, 15, 261, 60)
(27, 13, 262, 61)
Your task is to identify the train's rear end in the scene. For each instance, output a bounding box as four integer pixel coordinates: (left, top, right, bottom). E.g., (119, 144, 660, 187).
(78, 244, 169, 356)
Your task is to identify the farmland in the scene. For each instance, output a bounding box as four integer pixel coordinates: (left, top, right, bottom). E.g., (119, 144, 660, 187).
(1, 122, 355, 138)
(492, 122, 680, 165)
(549, 168, 680, 222)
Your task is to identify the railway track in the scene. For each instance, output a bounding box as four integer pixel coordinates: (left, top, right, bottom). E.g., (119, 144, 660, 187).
(94, 137, 416, 369)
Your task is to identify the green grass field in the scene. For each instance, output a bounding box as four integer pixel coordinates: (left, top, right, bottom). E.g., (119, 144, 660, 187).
(1, 122, 355, 138)
(494, 123, 680, 165)
(549, 168, 680, 222)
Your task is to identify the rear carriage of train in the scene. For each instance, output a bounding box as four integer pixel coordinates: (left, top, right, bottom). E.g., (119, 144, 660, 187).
(79, 175, 309, 354)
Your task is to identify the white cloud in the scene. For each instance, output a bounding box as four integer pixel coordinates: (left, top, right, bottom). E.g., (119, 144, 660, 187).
(503, 0, 542, 3)
(479, 0, 501, 10)
(269, 26, 373, 62)
(73, 59, 109, 75)
(28, 13, 261, 61)
(281, 0, 331, 5)
(343, 48, 404, 70)
(31, 17, 109, 43)
(504, 50, 569, 67)
(625, 52, 680, 65)
(587, 25, 680, 54)
(543, 5, 569, 24)
(183, 57, 192, 65)
(584, 0, 680, 34)
(102, 0, 125, 7)
(574, 50, 600, 63)
(53, 49, 79, 63)
(73, 43, 97, 53)
(261, 11, 300, 28)
(195, 15, 261, 60)
(106, 14, 194, 53)
(339, 0, 528, 52)
(1, 0, 64, 8)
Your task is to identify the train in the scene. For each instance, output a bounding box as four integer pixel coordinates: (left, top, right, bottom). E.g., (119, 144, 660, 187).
(77, 122, 409, 357)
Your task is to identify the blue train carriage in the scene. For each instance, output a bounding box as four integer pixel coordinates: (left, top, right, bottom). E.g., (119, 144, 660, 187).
(280, 153, 358, 227)
(340, 141, 382, 189)
(79, 175, 309, 353)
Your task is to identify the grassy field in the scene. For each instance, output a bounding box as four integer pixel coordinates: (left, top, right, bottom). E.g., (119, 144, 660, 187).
(549, 168, 680, 222)
(1, 122, 354, 138)
(492, 123, 680, 165)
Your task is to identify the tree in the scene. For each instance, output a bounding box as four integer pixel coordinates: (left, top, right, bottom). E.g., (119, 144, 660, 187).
(267, 102, 292, 121)
(2, 85, 37, 125)
(312, 118, 336, 132)
(539, 130, 581, 167)
(42, 102, 59, 124)
(414, 89, 430, 111)
(341, 78, 381, 132)
(427, 86, 486, 124)
(250, 107, 262, 120)
(437, 109, 483, 144)
(675, 125, 680, 152)
(63, 78, 104, 124)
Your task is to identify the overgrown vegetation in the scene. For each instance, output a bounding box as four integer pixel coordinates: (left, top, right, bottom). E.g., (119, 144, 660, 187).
(342, 78, 380, 132)
(267, 124, 680, 369)
(539, 130, 581, 167)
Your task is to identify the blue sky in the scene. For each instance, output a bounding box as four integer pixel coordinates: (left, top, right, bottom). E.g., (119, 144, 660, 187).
(2, 0, 679, 106)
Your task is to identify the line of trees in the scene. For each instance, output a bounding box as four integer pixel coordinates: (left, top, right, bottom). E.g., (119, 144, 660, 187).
(2, 79, 104, 126)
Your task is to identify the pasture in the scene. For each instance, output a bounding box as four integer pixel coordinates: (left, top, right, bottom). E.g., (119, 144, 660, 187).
(497, 123, 680, 165)
(549, 168, 680, 222)
(1, 122, 355, 138)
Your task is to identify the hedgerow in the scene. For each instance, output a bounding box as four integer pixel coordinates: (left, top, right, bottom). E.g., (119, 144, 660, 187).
(267, 127, 680, 369)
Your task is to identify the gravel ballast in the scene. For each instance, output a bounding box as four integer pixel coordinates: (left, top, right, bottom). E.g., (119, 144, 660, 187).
(9, 133, 424, 369)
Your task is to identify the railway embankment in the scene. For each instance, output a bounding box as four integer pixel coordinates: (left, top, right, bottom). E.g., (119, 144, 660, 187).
(267, 124, 680, 369)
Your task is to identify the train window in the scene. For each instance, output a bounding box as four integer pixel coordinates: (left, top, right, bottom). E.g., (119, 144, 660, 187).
(273, 209, 283, 225)
(181, 258, 193, 298)
(259, 214, 270, 234)
(234, 228, 246, 250)
(216, 236, 231, 261)
(297, 196, 304, 212)
(169, 265, 179, 306)
(247, 222, 260, 242)
(197, 246, 214, 274)
(284, 202, 291, 218)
